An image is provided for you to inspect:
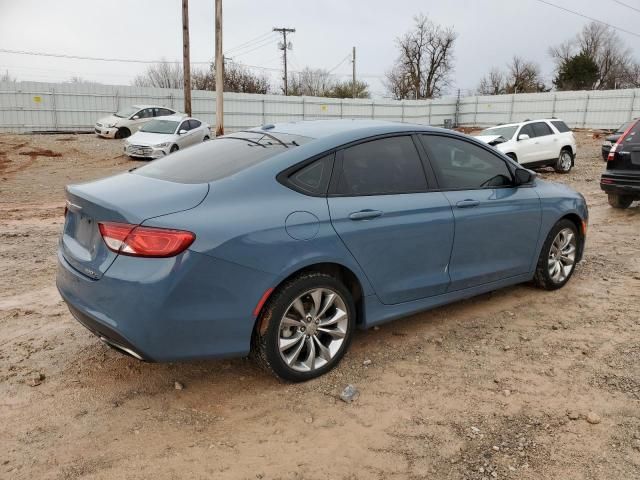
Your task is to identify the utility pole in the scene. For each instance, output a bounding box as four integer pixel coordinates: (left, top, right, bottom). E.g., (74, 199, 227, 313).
(215, 0, 223, 136)
(352, 46, 356, 99)
(273, 27, 295, 95)
(181, 0, 192, 116)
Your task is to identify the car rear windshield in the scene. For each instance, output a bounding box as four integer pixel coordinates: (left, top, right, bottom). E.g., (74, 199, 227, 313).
(551, 120, 571, 133)
(133, 130, 313, 184)
(616, 120, 635, 134)
(141, 120, 180, 134)
(479, 126, 518, 140)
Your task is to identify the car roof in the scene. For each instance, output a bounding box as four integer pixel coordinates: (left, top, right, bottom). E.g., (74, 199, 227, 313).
(152, 114, 190, 122)
(131, 104, 175, 110)
(249, 119, 439, 140)
(486, 118, 566, 129)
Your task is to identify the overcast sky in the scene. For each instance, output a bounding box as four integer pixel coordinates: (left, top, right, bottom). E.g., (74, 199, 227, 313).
(1, 0, 639, 97)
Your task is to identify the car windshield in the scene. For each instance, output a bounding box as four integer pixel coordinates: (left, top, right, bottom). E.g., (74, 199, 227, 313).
(140, 120, 180, 134)
(134, 130, 313, 184)
(479, 126, 518, 140)
(113, 106, 140, 118)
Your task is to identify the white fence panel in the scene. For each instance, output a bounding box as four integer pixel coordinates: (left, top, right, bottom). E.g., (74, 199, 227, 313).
(2, 80, 640, 133)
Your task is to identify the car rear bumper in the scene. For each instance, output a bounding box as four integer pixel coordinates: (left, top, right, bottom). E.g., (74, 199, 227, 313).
(600, 171, 640, 196)
(56, 248, 277, 362)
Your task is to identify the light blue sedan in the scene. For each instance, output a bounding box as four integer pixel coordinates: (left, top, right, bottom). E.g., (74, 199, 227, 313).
(56, 120, 588, 381)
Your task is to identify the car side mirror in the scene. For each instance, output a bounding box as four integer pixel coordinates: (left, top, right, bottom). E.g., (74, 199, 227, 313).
(514, 168, 535, 185)
(132, 115, 139, 120)
(518, 134, 530, 141)
(178, 129, 188, 135)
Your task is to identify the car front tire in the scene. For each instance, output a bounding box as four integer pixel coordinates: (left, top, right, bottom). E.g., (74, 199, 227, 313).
(533, 219, 579, 291)
(252, 272, 356, 382)
(607, 193, 634, 209)
(115, 127, 131, 139)
(169, 145, 179, 153)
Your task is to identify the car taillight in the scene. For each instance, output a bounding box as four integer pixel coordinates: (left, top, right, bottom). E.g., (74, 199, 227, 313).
(98, 222, 195, 258)
(608, 119, 638, 161)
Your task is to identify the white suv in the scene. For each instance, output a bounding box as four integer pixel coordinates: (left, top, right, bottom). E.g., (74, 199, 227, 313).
(475, 119, 577, 173)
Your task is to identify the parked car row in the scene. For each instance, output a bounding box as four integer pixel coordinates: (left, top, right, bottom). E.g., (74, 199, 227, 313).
(95, 105, 210, 160)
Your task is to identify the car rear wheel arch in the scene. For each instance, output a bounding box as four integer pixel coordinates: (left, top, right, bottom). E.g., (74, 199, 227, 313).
(253, 262, 365, 335)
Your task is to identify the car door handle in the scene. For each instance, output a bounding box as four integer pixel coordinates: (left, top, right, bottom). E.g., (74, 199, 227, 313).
(349, 209, 383, 220)
(455, 199, 480, 208)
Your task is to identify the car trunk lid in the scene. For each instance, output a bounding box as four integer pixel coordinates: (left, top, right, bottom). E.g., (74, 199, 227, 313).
(61, 172, 208, 279)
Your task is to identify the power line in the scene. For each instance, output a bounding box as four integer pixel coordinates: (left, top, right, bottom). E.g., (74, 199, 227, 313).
(533, 0, 640, 38)
(224, 31, 274, 55)
(227, 36, 279, 59)
(327, 54, 351, 74)
(611, 0, 640, 14)
(0, 47, 212, 65)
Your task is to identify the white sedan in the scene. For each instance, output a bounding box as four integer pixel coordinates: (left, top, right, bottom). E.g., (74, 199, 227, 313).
(95, 105, 177, 139)
(123, 115, 211, 159)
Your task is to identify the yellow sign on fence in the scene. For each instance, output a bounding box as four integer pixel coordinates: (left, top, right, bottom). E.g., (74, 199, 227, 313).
(33, 96, 42, 104)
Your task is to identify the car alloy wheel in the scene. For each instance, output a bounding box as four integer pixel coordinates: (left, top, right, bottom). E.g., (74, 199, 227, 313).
(547, 227, 576, 283)
(556, 150, 572, 173)
(278, 288, 348, 372)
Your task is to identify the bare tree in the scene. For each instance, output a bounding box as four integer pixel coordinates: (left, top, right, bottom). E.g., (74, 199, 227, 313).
(506, 56, 547, 93)
(0, 69, 16, 82)
(384, 14, 457, 99)
(477, 68, 506, 95)
(288, 68, 334, 97)
(132, 61, 184, 89)
(191, 62, 270, 94)
(550, 21, 635, 89)
(477, 58, 546, 95)
(330, 80, 370, 99)
(133, 61, 270, 93)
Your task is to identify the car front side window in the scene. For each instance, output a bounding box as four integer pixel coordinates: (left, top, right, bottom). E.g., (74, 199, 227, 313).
(420, 135, 513, 190)
(519, 124, 535, 139)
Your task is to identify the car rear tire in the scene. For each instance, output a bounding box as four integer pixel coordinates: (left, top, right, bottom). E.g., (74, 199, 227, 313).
(252, 272, 356, 382)
(532, 219, 579, 291)
(554, 148, 573, 173)
(607, 193, 634, 209)
(115, 127, 130, 139)
(169, 145, 179, 153)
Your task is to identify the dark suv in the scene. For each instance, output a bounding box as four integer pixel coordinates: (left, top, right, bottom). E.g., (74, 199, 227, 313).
(601, 118, 640, 208)
(601, 119, 637, 161)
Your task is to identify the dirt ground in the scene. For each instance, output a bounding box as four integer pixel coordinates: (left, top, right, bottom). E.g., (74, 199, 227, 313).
(1, 130, 639, 480)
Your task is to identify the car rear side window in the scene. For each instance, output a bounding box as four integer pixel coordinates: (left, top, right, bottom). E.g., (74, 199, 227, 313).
(134, 131, 312, 184)
(287, 154, 334, 195)
(188, 119, 202, 129)
(335, 136, 427, 196)
(420, 135, 512, 190)
(551, 120, 571, 133)
(531, 122, 553, 137)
